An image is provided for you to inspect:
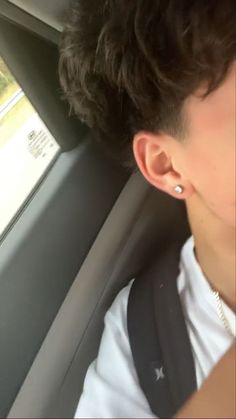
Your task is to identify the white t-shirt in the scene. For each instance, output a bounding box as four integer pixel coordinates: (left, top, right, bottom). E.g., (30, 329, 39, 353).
(75, 236, 236, 418)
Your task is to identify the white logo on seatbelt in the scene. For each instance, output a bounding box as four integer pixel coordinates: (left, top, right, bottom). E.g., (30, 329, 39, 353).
(154, 366, 165, 381)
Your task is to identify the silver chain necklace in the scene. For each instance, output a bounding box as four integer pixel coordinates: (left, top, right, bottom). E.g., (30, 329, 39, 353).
(211, 288, 235, 338)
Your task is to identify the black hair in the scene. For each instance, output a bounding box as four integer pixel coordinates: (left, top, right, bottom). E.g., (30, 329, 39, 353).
(59, 0, 236, 170)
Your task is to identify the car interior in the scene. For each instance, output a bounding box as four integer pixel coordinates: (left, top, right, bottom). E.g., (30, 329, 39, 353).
(0, 1, 190, 418)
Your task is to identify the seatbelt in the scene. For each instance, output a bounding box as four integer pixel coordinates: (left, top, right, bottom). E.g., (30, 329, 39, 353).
(127, 239, 197, 418)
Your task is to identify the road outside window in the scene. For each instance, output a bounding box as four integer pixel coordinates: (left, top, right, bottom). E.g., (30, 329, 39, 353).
(0, 56, 60, 236)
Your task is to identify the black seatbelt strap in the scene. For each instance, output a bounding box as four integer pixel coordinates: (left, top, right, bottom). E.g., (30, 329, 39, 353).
(127, 240, 197, 418)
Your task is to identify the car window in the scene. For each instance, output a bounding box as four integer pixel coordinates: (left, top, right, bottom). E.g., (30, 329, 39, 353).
(0, 56, 60, 237)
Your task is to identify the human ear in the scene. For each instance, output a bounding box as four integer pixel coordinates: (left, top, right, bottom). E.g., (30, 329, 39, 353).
(133, 131, 194, 200)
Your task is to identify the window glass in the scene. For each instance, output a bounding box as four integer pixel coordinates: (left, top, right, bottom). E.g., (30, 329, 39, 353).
(0, 56, 60, 236)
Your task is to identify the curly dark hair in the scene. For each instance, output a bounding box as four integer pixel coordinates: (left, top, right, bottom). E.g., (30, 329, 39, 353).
(59, 0, 236, 170)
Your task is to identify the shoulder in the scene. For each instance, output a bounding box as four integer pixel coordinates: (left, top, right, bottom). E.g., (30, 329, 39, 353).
(104, 280, 134, 332)
(75, 279, 155, 418)
(95, 280, 135, 372)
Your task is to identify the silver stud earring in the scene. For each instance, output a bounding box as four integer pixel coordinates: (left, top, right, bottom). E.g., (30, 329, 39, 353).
(174, 185, 184, 194)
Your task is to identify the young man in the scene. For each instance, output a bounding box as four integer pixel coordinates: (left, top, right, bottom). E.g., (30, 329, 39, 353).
(59, 1, 236, 417)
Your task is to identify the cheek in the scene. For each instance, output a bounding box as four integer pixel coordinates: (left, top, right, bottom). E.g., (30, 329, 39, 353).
(182, 66, 236, 226)
(185, 143, 236, 226)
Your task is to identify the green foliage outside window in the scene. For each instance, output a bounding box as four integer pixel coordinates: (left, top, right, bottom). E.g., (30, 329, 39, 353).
(0, 58, 14, 95)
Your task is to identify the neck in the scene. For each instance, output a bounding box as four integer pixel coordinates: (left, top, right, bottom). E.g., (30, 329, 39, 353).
(186, 200, 236, 313)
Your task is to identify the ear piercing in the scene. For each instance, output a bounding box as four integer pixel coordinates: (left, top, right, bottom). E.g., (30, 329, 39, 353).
(174, 185, 184, 194)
